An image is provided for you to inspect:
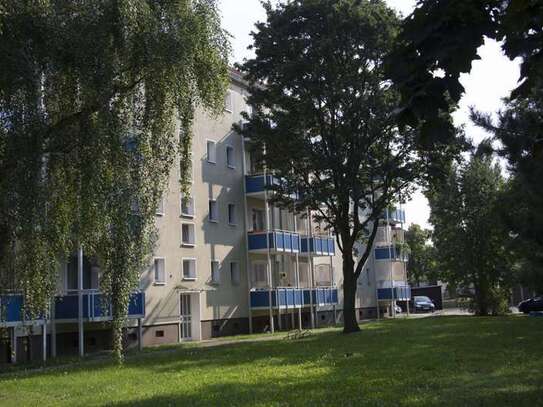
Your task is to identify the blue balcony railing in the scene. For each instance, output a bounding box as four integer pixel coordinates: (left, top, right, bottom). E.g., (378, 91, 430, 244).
(374, 245, 408, 262)
(245, 175, 279, 195)
(382, 208, 406, 224)
(377, 286, 411, 301)
(1, 291, 145, 326)
(250, 287, 338, 309)
(248, 231, 301, 254)
(301, 236, 335, 256)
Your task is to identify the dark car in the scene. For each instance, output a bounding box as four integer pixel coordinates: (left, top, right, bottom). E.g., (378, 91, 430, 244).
(413, 296, 435, 313)
(518, 296, 543, 314)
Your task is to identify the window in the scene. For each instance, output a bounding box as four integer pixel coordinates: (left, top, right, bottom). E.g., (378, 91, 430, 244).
(228, 203, 237, 225)
(181, 195, 195, 218)
(181, 224, 195, 246)
(207, 140, 217, 164)
(252, 262, 268, 287)
(154, 258, 166, 285)
(230, 262, 240, 286)
(209, 200, 218, 222)
(155, 330, 164, 338)
(211, 261, 220, 284)
(224, 90, 233, 112)
(315, 264, 331, 286)
(155, 196, 165, 216)
(226, 145, 235, 168)
(252, 209, 265, 231)
(182, 258, 196, 280)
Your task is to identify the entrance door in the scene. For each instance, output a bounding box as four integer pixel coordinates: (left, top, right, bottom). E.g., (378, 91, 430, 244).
(180, 294, 192, 340)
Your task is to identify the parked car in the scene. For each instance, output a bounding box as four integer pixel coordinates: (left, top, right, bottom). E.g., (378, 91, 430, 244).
(518, 296, 543, 314)
(413, 296, 435, 313)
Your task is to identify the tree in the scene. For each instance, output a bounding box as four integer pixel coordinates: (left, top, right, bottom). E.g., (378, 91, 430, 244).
(0, 0, 229, 361)
(405, 224, 437, 286)
(238, 0, 426, 333)
(387, 0, 543, 292)
(428, 146, 514, 315)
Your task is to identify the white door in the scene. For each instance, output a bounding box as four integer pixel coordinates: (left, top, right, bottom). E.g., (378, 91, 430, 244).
(180, 294, 192, 340)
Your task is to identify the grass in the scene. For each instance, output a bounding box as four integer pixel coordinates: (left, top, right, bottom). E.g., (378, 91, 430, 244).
(0, 316, 542, 406)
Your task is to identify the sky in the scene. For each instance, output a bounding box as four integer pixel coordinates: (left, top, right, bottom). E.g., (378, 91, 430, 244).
(218, 0, 521, 229)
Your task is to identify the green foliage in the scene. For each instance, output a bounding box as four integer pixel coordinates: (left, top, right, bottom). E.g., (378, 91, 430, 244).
(2, 317, 543, 406)
(471, 88, 543, 294)
(405, 224, 437, 286)
(0, 0, 229, 361)
(238, 0, 425, 332)
(428, 152, 514, 315)
(387, 0, 542, 142)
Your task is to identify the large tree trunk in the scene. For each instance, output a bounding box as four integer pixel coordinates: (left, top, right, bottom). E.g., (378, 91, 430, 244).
(342, 255, 360, 333)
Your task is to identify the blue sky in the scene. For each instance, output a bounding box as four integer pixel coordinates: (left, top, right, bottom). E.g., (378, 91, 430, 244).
(218, 0, 521, 229)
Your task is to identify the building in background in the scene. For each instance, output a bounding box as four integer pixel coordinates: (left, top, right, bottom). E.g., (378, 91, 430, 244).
(0, 71, 411, 363)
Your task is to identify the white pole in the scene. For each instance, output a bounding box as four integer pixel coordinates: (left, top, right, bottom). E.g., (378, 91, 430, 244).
(264, 155, 274, 333)
(386, 210, 395, 318)
(42, 321, 47, 362)
(78, 245, 84, 357)
(294, 215, 303, 330)
(307, 209, 317, 329)
(138, 318, 143, 351)
(10, 327, 17, 364)
(51, 298, 57, 358)
(240, 134, 253, 334)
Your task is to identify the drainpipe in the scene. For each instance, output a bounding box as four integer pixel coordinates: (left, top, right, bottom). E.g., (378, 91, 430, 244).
(77, 245, 84, 357)
(240, 134, 253, 334)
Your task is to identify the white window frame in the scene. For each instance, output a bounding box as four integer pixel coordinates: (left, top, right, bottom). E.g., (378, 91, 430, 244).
(180, 194, 195, 218)
(181, 223, 196, 247)
(227, 203, 237, 226)
(153, 257, 166, 285)
(226, 145, 235, 169)
(182, 257, 197, 281)
(208, 199, 218, 223)
(155, 196, 165, 216)
(230, 261, 240, 286)
(210, 260, 220, 285)
(207, 140, 217, 164)
(224, 90, 233, 113)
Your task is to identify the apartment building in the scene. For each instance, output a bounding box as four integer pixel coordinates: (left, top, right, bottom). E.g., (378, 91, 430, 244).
(0, 71, 410, 363)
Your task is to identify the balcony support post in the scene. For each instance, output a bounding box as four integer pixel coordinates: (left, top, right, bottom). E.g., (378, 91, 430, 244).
(330, 250, 337, 325)
(42, 321, 47, 362)
(77, 245, 85, 357)
(307, 208, 316, 329)
(50, 298, 57, 358)
(10, 327, 17, 364)
(138, 318, 143, 351)
(294, 216, 303, 330)
(264, 159, 274, 334)
(240, 135, 253, 334)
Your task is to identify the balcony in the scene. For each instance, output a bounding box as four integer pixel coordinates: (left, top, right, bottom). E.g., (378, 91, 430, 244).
(0, 291, 145, 326)
(374, 245, 408, 262)
(382, 208, 406, 224)
(248, 231, 301, 254)
(250, 287, 338, 309)
(377, 286, 411, 301)
(304, 286, 339, 306)
(245, 175, 279, 199)
(301, 236, 335, 256)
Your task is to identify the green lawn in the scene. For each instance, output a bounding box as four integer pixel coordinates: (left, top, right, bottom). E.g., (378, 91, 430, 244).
(1, 316, 542, 406)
